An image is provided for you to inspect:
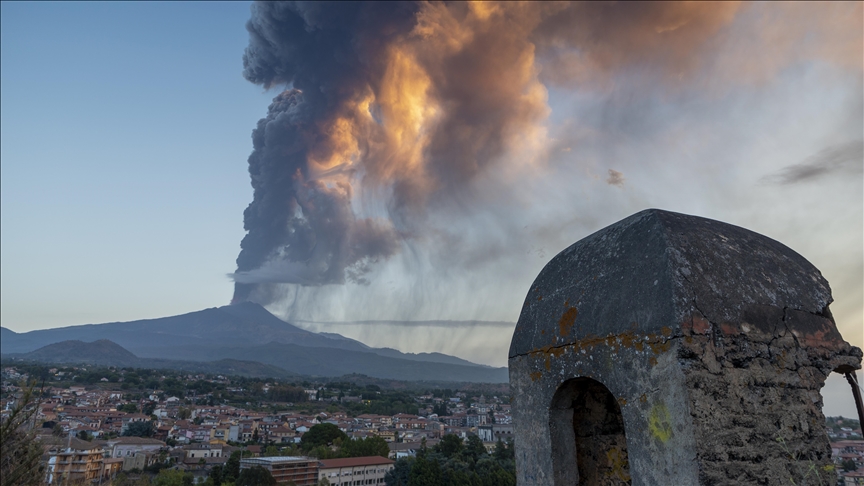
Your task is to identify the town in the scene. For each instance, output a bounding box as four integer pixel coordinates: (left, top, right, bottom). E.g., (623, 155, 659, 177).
(3, 362, 861, 485)
(1, 363, 517, 485)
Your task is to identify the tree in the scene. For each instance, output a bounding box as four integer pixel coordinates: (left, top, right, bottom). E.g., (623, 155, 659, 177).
(463, 435, 486, 462)
(493, 439, 508, 461)
(407, 456, 443, 486)
(301, 423, 348, 451)
(77, 430, 93, 441)
(432, 403, 448, 417)
(235, 465, 276, 486)
(223, 451, 243, 484)
(340, 436, 390, 459)
(385, 457, 413, 486)
(842, 458, 858, 472)
(118, 403, 138, 414)
(308, 445, 338, 460)
(0, 381, 45, 486)
(153, 469, 193, 486)
(208, 464, 223, 486)
(178, 408, 191, 420)
(317, 477, 331, 486)
(434, 434, 463, 458)
(123, 420, 155, 437)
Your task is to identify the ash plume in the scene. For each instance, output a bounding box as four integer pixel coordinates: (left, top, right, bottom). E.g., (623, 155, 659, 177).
(231, 1, 861, 307)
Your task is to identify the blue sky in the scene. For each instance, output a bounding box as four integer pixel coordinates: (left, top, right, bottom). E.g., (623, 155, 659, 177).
(2, 2, 268, 324)
(2, 2, 862, 416)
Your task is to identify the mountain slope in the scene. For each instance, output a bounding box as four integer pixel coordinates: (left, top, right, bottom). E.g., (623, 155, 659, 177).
(202, 342, 507, 382)
(7, 339, 507, 382)
(0, 303, 506, 382)
(22, 339, 139, 366)
(0, 303, 370, 356)
(4, 340, 297, 378)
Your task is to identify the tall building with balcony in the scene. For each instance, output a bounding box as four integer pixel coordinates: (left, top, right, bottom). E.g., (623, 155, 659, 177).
(45, 437, 105, 485)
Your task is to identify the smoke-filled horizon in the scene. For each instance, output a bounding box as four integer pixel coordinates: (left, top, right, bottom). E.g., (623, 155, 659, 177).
(229, 2, 862, 357)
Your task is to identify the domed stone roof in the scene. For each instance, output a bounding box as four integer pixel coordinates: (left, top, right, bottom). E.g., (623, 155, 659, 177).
(509, 209, 842, 358)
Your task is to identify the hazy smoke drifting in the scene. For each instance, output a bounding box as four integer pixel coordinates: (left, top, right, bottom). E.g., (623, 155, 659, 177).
(231, 1, 862, 307)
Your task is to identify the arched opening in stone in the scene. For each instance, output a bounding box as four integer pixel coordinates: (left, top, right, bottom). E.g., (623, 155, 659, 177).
(549, 377, 631, 485)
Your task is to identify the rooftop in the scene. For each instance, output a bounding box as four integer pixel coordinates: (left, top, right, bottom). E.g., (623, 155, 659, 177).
(240, 456, 311, 464)
(319, 456, 394, 468)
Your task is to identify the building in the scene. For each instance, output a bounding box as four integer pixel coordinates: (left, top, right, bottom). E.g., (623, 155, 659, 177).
(477, 424, 513, 443)
(101, 457, 124, 481)
(388, 440, 439, 460)
(318, 456, 395, 485)
(45, 437, 106, 484)
(105, 436, 166, 460)
(240, 456, 319, 485)
(184, 443, 223, 459)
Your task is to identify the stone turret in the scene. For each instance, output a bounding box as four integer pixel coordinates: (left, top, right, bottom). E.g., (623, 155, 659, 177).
(508, 209, 861, 485)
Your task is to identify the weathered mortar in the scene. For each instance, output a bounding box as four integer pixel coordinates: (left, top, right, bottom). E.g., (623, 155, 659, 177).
(508, 209, 862, 485)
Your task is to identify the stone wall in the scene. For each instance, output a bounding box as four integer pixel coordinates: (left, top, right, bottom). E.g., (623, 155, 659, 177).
(680, 309, 862, 485)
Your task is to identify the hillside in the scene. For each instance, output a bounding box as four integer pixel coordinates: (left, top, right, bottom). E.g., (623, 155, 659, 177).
(0, 302, 371, 355)
(1, 304, 508, 382)
(4, 338, 506, 382)
(21, 339, 138, 366)
(4, 340, 298, 378)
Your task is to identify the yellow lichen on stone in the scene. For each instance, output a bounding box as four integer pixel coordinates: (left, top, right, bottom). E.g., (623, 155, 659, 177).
(649, 403, 673, 443)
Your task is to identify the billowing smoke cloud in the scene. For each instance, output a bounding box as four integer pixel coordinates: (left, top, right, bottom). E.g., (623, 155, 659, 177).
(232, 1, 553, 303)
(231, 1, 862, 308)
(232, 2, 419, 302)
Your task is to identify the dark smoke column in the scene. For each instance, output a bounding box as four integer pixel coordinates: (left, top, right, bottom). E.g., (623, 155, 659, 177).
(231, 2, 417, 304)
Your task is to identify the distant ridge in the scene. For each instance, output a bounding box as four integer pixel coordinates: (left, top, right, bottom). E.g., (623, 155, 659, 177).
(0, 303, 507, 382)
(5, 339, 296, 378)
(22, 339, 138, 366)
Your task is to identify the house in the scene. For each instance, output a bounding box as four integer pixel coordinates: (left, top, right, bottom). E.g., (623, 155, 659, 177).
(269, 425, 298, 444)
(101, 457, 124, 481)
(373, 429, 396, 442)
(210, 424, 240, 443)
(121, 451, 160, 472)
(184, 444, 223, 459)
(318, 456, 394, 485)
(477, 424, 514, 443)
(105, 436, 166, 459)
(844, 469, 864, 485)
(388, 440, 439, 460)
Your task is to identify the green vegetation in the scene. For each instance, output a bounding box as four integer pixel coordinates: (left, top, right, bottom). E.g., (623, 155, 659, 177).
(236, 465, 277, 486)
(0, 381, 44, 486)
(118, 403, 139, 413)
(301, 423, 348, 451)
(152, 469, 194, 486)
(385, 435, 515, 486)
(2, 362, 510, 417)
(123, 420, 155, 437)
